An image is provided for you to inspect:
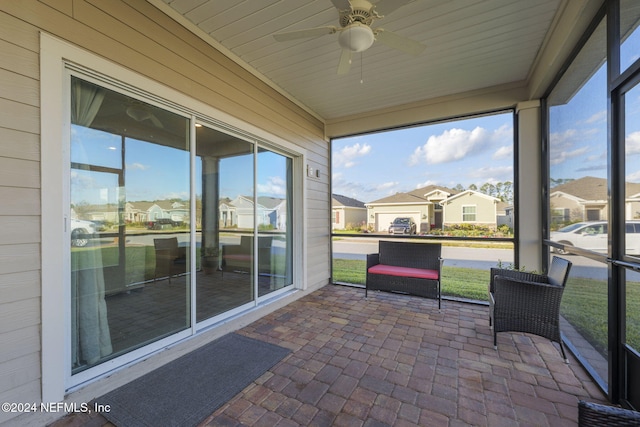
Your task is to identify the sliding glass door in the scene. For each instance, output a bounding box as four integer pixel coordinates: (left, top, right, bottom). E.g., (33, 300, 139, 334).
(68, 75, 296, 377)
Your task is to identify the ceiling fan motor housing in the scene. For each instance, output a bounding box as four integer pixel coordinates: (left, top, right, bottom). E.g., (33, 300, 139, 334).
(339, 0, 375, 27)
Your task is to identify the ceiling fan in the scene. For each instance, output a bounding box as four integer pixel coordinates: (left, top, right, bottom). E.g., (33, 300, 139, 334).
(125, 101, 164, 129)
(273, 0, 425, 75)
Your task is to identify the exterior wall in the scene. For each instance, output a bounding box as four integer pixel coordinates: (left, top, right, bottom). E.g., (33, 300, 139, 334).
(342, 207, 366, 230)
(332, 207, 345, 229)
(628, 200, 640, 220)
(550, 194, 584, 222)
(442, 194, 497, 227)
(0, 1, 329, 424)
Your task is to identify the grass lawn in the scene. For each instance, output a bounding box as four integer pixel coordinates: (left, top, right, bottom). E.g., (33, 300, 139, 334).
(332, 258, 640, 355)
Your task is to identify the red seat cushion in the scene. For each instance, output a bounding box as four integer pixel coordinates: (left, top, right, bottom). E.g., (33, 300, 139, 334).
(368, 264, 439, 280)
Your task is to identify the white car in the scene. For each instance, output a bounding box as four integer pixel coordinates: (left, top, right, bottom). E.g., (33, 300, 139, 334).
(550, 220, 640, 255)
(71, 219, 96, 247)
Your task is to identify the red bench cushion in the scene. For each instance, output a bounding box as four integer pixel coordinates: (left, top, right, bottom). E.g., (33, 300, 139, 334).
(368, 264, 439, 280)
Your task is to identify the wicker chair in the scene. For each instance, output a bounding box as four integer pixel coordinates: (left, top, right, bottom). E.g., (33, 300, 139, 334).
(153, 237, 187, 283)
(578, 400, 640, 426)
(489, 256, 572, 361)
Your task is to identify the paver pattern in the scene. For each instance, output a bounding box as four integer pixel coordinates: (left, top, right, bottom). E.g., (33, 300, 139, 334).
(51, 285, 606, 427)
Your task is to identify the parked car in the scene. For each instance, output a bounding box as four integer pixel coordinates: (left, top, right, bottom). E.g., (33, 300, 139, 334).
(147, 218, 178, 230)
(388, 217, 417, 235)
(71, 219, 96, 247)
(550, 220, 640, 254)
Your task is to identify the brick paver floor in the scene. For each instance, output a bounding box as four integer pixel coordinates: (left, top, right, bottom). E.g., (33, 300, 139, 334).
(50, 284, 607, 427)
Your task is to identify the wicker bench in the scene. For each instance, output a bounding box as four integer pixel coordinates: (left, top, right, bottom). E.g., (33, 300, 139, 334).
(366, 241, 443, 308)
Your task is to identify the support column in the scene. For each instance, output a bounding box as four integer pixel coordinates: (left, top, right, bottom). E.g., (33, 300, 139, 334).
(517, 100, 542, 271)
(202, 156, 220, 270)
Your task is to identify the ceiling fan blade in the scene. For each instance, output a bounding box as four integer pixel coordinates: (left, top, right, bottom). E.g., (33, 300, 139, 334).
(149, 114, 164, 129)
(375, 29, 425, 55)
(373, 0, 413, 17)
(273, 26, 337, 42)
(330, 0, 351, 12)
(337, 49, 352, 74)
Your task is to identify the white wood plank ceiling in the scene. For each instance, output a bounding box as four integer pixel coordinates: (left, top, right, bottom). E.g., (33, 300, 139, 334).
(158, 0, 563, 122)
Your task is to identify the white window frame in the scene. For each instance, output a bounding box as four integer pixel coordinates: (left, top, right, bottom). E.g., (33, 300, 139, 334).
(462, 205, 477, 222)
(41, 33, 306, 401)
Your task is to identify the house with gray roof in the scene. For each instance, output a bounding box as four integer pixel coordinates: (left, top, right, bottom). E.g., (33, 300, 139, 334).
(550, 176, 640, 224)
(365, 185, 509, 233)
(365, 185, 457, 233)
(332, 194, 366, 230)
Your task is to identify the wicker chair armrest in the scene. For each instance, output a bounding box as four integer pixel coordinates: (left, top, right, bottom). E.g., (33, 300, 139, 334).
(578, 400, 640, 426)
(489, 267, 548, 294)
(366, 253, 380, 269)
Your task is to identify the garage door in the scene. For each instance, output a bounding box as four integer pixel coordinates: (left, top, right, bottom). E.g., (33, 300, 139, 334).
(375, 213, 421, 233)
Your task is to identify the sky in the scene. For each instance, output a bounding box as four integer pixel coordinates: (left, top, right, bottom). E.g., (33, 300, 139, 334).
(332, 113, 514, 203)
(548, 23, 640, 187)
(71, 126, 289, 206)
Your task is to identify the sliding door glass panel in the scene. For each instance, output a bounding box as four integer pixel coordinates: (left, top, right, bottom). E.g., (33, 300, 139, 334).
(257, 148, 293, 297)
(620, 0, 640, 73)
(70, 77, 191, 373)
(196, 125, 255, 322)
(547, 19, 608, 385)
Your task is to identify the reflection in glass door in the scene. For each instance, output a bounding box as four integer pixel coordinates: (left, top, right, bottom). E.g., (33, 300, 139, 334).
(195, 125, 255, 322)
(70, 77, 191, 373)
(623, 78, 640, 408)
(257, 148, 293, 297)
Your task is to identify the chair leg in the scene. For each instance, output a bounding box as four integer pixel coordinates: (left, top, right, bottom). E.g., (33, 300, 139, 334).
(559, 340, 569, 363)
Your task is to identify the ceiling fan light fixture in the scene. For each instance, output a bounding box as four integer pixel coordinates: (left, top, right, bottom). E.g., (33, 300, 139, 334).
(338, 23, 374, 52)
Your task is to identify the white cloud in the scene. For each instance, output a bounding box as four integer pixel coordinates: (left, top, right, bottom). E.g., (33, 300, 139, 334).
(626, 131, 640, 156)
(334, 142, 371, 168)
(409, 126, 490, 165)
(415, 180, 437, 189)
(582, 110, 607, 124)
(493, 145, 512, 160)
(332, 173, 398, 201)
(257, 176, 286, 196)
(376, 181, 399, 191)
(627, 169, 640, 182)
(127, 162, 149, 171)
(551, 146, 590, 165)
(549, 128, 592, 165)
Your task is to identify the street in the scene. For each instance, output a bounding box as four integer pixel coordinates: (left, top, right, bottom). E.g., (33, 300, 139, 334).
(332, 238, 620, 280)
